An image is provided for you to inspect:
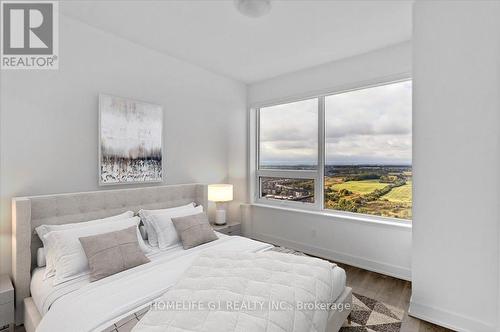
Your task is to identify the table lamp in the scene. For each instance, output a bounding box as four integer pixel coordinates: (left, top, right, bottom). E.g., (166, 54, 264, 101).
(208, 184, 233, 225)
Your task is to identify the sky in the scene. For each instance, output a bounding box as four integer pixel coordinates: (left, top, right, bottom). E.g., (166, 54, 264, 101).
(259, 80, 412, 166)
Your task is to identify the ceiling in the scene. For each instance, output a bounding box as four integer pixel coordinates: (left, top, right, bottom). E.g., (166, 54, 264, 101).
(62, 0, 413, 83)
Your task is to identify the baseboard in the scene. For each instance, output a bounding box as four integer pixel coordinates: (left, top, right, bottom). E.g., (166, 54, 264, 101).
(251, 232, 411, 281)
(409, 299, 496, 332)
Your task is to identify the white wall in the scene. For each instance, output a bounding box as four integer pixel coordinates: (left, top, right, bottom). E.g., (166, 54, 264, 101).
(0, 15, 246, 275)
(248, 41, 411, 105)
(245, 205, 412, 279)
(245, 42, 413, 280)
(410, 1, 500, 331)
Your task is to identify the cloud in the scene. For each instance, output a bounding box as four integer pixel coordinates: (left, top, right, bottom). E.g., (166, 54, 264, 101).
(326, 133, 412, 165)
(325, 80, 411, 139)
(259, 80, 412, 165)
(259, 98, 318, 164)
(267, 140, 316, 150)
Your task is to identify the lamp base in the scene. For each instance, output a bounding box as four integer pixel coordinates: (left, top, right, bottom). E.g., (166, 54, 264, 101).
(214, 204, 226, 225)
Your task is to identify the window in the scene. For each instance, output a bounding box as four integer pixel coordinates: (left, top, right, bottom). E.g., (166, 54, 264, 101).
(254, 80, 412, 221)
(325, 81, 412, 219)
(257, 98, 318, 204)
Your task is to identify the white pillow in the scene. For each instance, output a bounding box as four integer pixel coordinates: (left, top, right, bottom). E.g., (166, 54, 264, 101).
(36, 211, 134, 240)
(46, 216, 147, 285)
(139, 203, 196, 247)
(149, 205, 203, 250)
(36, 211, 134, 279)
(37, 247, 46, 267)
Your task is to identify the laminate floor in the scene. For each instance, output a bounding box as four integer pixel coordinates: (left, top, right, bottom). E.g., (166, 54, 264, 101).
(337, 263, 454, 332)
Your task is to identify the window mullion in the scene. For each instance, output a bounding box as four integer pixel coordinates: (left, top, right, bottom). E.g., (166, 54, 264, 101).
(257, 169, 317, 179)
(316, 96, 325, 210)
(254, 108, 260, 202)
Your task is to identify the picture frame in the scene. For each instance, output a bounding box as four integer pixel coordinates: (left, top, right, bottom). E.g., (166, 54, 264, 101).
(98, 94, 163, 185)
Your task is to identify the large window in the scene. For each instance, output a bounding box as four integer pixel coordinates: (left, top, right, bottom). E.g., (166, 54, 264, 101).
(255, 80, 412, 221)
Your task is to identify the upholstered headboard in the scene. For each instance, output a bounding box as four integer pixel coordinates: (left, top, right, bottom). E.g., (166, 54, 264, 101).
(11, 183, 208, 323)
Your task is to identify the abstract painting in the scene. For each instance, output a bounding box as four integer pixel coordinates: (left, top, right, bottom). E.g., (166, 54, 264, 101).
(99, 94, 163, 185)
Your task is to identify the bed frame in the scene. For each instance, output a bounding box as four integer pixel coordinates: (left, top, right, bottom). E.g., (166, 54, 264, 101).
(11, 183, 351, 332)
(11, 183, 208, 331)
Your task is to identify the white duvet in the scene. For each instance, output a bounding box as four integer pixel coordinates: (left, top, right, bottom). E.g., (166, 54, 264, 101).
(35, 235, 273, 332)
(133, 252, 338, 332)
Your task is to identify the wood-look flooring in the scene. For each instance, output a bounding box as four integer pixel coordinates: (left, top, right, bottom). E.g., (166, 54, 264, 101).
(336, 263, 454, 332)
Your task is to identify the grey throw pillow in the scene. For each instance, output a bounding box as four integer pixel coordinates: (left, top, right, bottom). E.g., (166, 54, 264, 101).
(171, 212, 218, 249)
(79, 226, 150, 281)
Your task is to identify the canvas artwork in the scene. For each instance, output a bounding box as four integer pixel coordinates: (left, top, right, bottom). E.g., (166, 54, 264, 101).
(99, 94, 163, 184)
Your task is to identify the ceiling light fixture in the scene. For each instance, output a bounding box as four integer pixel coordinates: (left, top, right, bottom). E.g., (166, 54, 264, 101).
(234, 0, 272, 18)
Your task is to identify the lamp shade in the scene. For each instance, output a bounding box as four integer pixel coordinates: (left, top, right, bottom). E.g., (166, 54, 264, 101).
(208, 184, 233, 202)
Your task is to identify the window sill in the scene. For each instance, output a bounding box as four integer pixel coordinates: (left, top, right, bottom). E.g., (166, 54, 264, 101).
(249, 203, 412, 230)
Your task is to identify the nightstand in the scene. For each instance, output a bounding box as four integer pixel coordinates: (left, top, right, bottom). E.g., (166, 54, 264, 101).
(212, 221, 241, 236)
(0, 275, 14, 332)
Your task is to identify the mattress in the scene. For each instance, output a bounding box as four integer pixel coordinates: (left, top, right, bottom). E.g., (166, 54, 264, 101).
(30, 268, 49, 315)
(30, 267, 78, 316)
(35, 234, 275, 332)
(32, 234, 347, 332)
(106, 262, 346, 332)
(331, 265, 346, 302)
(134, 252, 345, 332)
(31, 250, 346, 318)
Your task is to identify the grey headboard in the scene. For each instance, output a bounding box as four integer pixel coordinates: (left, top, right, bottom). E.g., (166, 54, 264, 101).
(11, 183, 207, 323)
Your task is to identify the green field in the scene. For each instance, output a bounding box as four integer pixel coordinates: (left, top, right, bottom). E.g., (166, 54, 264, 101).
(382, 181, 412, 203)
(324, 170, 412, 220)
(334, 180, 387, 194)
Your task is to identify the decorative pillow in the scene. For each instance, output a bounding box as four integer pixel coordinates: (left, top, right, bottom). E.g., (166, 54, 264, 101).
(139, 203, 196, 247)
(171, 212, 218, 250)
(149, 206, 204, 250)
(36, 211, 134, 279)
(79, 226, 150, 282)
(46, 217, 148, 285)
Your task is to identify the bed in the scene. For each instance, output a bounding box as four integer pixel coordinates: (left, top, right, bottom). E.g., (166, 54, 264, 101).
(11, 184, 352, 332)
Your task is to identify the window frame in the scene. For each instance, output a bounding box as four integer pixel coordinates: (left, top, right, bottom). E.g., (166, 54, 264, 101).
(251, 76, 412, 224)
(254, 95, 324, 211)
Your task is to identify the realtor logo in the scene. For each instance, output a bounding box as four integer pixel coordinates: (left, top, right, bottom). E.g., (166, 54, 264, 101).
(1, 1, 58, 69)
